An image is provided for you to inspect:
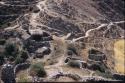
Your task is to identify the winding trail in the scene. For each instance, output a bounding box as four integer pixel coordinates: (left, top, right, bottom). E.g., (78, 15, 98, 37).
(29, 0, 46, 28)
(72, 21, 125, 42)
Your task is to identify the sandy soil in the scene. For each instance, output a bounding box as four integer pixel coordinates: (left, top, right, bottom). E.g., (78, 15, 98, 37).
(114, 39, 125, 74)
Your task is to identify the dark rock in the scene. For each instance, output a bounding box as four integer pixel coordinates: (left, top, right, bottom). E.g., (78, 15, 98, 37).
(113, 73, 125, 81)
(51, 72, 82, 81)
(31, 34, 42, 41)
(14, 63, 30, 73)
(67, 50, 73, 56)
(0, 30, 21, 39)
(0, 0, 37, 28)
(88, 48, 107, 62)
(29, 29, 53, 41)
(87, 62, 107, 72)
(1, 63, 16, 83)
(65, 58, 70, 63)
(24, 39, 51, 53)
(0, 39, 6, 45)
(0, 54, 5, 65)
(81, 61, 87, 68)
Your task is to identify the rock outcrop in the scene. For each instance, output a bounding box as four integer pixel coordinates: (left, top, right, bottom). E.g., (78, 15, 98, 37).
(35, 47, 51, 58)
(1, 63, 16, 83)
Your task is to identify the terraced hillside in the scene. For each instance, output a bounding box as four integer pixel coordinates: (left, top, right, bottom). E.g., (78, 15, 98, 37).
(0, 0, 125, 82)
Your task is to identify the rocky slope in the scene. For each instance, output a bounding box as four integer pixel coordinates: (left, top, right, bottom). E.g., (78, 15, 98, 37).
(0, 0, 125, 82)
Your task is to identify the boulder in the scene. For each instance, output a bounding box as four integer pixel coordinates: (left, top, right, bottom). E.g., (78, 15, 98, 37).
(65, 57, 87, 69)
(35, 47, 51, 58)
(67, 50, 73, 56)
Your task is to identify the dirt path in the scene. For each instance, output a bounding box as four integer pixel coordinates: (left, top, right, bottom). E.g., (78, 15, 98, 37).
(72, 21, 125, 42)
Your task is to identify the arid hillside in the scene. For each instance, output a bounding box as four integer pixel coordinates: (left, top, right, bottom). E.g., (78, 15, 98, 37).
(0, 0, 125, 82)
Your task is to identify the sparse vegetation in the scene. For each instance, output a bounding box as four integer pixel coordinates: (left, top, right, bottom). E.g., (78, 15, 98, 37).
(0, 39, 6, 45)
(0, 54, 4, 65)
(30, 62, 47, 77)
(88, 63, 107, 72)
(17, 71, 31, 82)
(67, 60, 80, 68)
(20, 50, 29, 60)
(4, 43, 18, 58)
(67, 43, 78, 55)
(18, 76, 29, 82)
(67, 42, 84, 56)
(95, 70, 113, 79)
(88, 48, 97, 54)
(3, 42, 28, 64)
(8, 56, 15, 62)
(15, 56, 25, 64)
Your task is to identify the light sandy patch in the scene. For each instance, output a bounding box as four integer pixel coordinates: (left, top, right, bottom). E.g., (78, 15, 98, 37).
(114, 39, 125, 74)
